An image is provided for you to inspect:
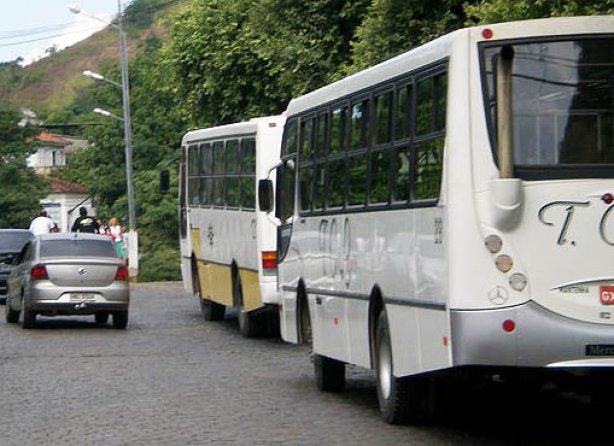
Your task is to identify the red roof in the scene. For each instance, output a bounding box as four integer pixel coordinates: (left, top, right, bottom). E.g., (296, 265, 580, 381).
(36, 132, 72, 146)
(48, 178, 88, 194)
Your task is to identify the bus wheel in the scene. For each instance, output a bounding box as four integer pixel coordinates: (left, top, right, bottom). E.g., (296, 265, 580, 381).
(314, 354, 345, 392)
(234, 274, 263, 338)
(201, 298, 225, 321)
(375, 310, 432, 425)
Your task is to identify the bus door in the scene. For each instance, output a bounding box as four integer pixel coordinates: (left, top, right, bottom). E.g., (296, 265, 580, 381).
(314, 215, 352, 361)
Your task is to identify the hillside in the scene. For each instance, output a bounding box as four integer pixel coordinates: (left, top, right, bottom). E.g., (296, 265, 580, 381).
(0, 0, 179, 119)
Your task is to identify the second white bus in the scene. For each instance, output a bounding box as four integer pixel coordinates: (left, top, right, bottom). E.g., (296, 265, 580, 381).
(180, 116, 285, 337)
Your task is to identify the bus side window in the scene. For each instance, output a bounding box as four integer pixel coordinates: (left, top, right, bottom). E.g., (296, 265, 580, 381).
(370, 149, 392, 204)
(226, 139, 240, 208)
(240, 138, 256, 209)
(394, 147, 410, 202)
(283, 119, 299, 156)
(277, 160, 296, 221)
(315, 112, 329, 157)
(416, 77, 434, 136)
(435, 73, 447, 131)
(201, 143, 212, 206)
(350, 99, 370, 149)
(374, 91, 393, 145)
(300, 117, 314, 163)
(414, 140, 443, 201)
(212, 141, 225, 207)
(330, 106, 347, 153)
(395, 83, 412, 140)
(188, 144, 200, 206)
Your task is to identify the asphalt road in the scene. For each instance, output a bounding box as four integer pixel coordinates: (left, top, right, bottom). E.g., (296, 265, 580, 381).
(0, 282, 606, 445)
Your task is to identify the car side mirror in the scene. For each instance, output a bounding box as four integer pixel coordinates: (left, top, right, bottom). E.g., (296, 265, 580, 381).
(160, 169, 170, 193)
(258, 179, 274, 213)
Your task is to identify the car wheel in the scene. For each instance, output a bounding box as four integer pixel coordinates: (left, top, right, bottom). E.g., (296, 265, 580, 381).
(112, 311, 128, 329)
(21, 307, 36, 329)
(5, 297, 19, 324)
(95, 312, 110, 325)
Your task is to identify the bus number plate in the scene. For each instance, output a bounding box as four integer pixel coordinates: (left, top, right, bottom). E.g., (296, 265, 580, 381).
(600, 286, 614, 305)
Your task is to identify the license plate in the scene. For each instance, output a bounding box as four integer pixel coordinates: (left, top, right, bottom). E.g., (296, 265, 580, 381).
(600, 286, 614, 305)
(69, 293, 97, 302)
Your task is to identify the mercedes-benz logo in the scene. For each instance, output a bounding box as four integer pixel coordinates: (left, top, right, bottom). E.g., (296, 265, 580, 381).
(78, 267, 88, 276)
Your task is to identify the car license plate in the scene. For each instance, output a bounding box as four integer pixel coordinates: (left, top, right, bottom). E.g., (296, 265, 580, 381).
(600, 286, 614, 305)
(70, 293, 97, 302)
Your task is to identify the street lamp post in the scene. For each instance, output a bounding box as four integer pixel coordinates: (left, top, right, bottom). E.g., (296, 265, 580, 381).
(72, 1, 138, 278)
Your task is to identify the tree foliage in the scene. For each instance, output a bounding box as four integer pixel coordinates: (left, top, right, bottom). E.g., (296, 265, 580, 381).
(342, 0, 469, 74)
(465, 0, 614, 23)
(0, 108, 48, 228)
(163, 0, 369, 127)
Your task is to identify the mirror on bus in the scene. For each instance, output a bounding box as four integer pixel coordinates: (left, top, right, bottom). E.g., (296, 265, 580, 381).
(258, 179, 274, 212)
(160, 169, 170, 193)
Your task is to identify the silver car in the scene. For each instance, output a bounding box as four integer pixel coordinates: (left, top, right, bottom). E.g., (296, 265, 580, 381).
(5, 233, 130, 329)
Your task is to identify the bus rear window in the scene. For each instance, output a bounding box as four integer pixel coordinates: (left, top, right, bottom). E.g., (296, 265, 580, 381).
(482, 37, 614, 179)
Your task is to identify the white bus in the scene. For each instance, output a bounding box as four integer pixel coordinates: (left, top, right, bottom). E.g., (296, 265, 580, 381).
(179, 116, 285, 337)
(258, 16, 614, 423)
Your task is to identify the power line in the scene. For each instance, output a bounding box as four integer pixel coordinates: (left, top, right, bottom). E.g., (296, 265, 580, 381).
(0, 25, 107, 49)
(0, 0, 191, 51)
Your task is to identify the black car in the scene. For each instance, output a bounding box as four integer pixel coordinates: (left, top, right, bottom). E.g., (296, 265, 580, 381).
(0, 229, 33, 303)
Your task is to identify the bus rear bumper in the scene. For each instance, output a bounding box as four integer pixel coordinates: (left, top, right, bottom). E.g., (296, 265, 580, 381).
(450, 301, 614, 369)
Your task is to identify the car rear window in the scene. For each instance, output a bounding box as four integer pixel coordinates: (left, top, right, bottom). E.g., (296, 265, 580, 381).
(40, 239, 118, 259)
(0, 232, 32, 252)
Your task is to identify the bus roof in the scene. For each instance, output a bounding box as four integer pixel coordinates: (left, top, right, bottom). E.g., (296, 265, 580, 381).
(181, 115, 284, 146)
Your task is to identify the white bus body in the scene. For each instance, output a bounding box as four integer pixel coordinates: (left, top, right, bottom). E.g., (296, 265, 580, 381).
(267, 16, 614, 423)
(179, 116, 285, 337)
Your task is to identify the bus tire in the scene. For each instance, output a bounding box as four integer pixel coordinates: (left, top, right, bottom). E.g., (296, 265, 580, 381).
(375, 310, 432, 425)
(201, 298, 225, 321)
(314, 354, 345, 392)
(234, 272, 264, 338)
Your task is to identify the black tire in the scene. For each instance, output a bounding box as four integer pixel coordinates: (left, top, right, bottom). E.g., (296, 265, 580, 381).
(112, 311, 128, 329)
(298, 293, 312, 346)
(201, 298, 225, 321)
(314, 354, 345, 392)
(21, 307, 36, 329)
(234, 272, 264, 338)
(95, 312, 110, 325)
(375, 310, 434, 425)
(5, 297, 19, 323)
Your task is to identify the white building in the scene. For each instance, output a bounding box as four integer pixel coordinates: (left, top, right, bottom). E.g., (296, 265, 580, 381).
(27, 131, 94, 232)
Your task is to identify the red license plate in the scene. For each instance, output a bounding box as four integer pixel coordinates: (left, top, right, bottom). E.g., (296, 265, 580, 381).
(600, 286, 614, 305)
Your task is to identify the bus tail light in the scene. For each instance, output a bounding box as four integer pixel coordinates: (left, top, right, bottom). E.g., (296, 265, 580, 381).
(261, 251, 277, 276)
(502, 319, 516, 333)
(495, 254, 513, 273)
(30, 264, 48, 280)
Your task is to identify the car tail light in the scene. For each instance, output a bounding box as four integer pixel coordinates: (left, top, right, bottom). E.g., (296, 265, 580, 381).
(30, 264, 48, 280)
(115, 265, 129, 281)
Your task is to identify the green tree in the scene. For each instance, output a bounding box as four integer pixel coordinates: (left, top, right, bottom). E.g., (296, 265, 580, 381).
(465, 0, 614, 23)
(163, 0, 369, 127)
(343, 0, 469, 74)
(0, 108, 48, 228)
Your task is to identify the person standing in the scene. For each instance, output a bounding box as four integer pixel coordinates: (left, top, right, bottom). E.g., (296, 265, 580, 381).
(108, 217, 126, 260)
(29, 210, 57, 236)
(71, 207, 98, 233)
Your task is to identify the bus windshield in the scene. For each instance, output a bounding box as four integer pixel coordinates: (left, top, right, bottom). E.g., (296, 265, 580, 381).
(482, 37, 614, 179)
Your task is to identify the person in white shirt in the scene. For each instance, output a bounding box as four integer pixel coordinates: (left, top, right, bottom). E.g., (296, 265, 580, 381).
(29, 211, 57, 236)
